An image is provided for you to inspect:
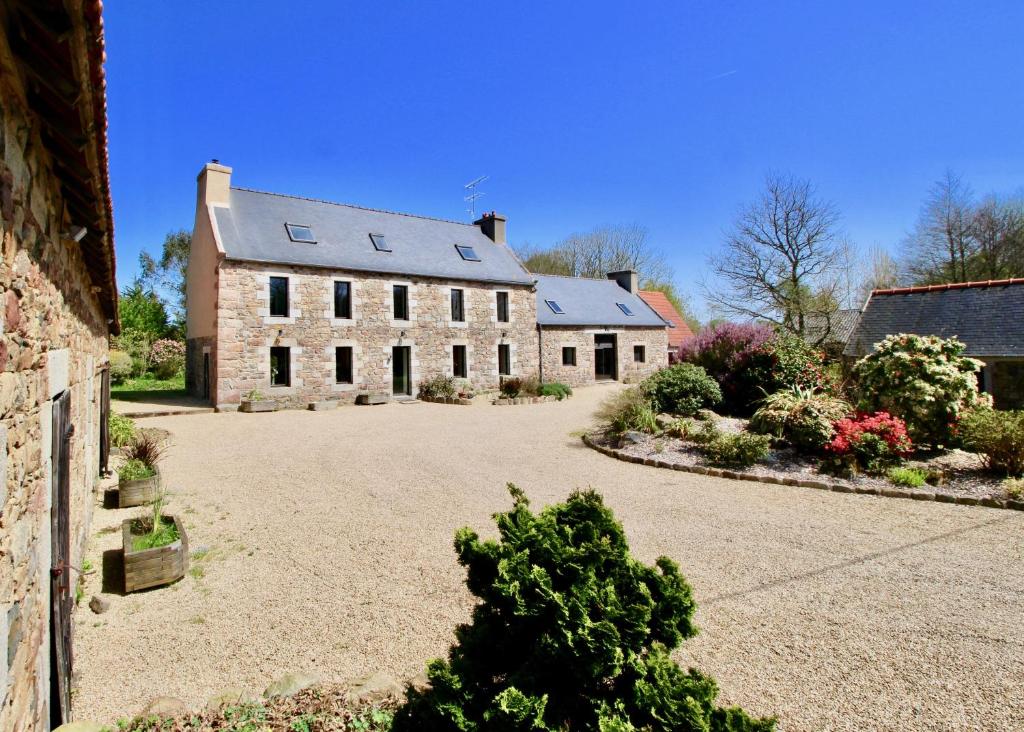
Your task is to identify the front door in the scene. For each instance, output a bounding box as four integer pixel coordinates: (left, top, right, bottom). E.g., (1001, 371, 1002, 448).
(50, 391, 73, 727)
(392, 346, 411, 396)
(202, 352, 210, 401)
(594, 334, 617, 380)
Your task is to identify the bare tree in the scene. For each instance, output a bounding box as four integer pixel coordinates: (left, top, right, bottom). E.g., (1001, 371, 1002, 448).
(855, 245, 901, 303)
(901, 170, 975, 284)
(517, 224, 673, 282)
(970, 196, 1024, 280)
(705, 173, 847, 339)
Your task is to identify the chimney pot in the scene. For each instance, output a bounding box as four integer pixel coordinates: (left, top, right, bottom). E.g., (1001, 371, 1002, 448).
(475, 211, 507, 245)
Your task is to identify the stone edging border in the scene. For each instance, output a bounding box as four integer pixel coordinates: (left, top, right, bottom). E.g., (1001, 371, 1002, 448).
(493, 395, 562, 406)
(581, 435, 1024, 512)
(420, 396, 474, 406)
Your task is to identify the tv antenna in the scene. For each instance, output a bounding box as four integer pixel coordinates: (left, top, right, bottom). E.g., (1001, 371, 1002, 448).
(464, 175, 489, 218)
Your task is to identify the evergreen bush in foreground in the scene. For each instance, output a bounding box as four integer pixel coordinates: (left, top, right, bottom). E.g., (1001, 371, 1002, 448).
(393, 486, 775, 732)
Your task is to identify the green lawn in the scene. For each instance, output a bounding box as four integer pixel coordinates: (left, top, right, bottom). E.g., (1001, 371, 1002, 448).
(111, 374, 186, 402)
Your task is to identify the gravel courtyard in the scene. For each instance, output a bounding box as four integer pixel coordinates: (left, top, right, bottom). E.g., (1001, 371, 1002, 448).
(75, 385, 1024, 731)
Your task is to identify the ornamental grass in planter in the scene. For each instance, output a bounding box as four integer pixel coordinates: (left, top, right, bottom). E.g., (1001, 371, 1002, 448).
(240, 389, 277, 413)
(122, 487, 189, 592)
(117, 433, 165, 508)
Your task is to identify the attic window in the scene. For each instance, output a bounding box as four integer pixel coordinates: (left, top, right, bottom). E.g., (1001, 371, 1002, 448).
(285, 223, 316, 243)
(545, 299, 565, 315)
(455, 244, 481, 262)
(617, 303, 635, 316)
(369, 233, 391, 252)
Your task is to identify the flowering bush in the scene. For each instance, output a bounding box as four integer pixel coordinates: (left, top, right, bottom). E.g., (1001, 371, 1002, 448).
(853, 334, 990, 446)
(825, 412, 912, 474)
(150, 338, 185, 379)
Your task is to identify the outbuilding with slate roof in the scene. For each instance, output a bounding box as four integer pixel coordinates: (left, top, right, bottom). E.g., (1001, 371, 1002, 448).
(845, 279, 1024, 409)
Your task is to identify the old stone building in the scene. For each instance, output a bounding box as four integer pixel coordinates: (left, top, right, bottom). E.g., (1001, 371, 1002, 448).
(186, 164, 539, 409)
(1, 1, 118, 730)
(536, 272, 669, 387)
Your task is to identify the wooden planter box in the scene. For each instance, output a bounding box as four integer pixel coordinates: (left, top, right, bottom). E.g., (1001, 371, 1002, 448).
(240, 400, 276, 413)
(122, 515, 189, 593)
(118, 467, 160, 508)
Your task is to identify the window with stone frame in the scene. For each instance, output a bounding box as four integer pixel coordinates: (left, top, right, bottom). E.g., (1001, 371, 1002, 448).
(498, 344, 511, 376)
(451, 288, 465, 322)
(562, 346, 576, 366)
(393, 284, 409, 320)
(270, 346, 290, 386)
(453, 345, 467, 378)
(633, 345, 646, 363)
(335, 346, 353, 384)
(334, 281, 352, 319)
(269, 276, 289, 317)
(496, 291, 510, 322)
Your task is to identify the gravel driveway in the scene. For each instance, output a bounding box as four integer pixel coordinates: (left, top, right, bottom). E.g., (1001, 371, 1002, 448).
(75, 385, 1024, 730)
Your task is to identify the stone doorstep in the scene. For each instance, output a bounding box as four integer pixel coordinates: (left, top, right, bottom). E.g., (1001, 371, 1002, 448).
(580, 435, 1018, 511)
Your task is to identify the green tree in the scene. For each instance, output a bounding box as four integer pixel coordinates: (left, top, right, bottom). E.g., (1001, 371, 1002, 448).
(118, 282, 169, 337)
(394, 486, 774, 732)
(139, 229, 191, 331)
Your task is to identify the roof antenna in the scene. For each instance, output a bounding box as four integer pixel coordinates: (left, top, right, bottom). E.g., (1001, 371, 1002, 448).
(464, 175, 489, 219)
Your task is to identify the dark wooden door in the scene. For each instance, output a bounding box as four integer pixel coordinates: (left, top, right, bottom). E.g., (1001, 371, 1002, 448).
(392, 346, 411, 395)
(594, 335, 617, 380)
(202, 352, 210, 400)
(99, 368, 110, 476)
(50, 391, 73, 726)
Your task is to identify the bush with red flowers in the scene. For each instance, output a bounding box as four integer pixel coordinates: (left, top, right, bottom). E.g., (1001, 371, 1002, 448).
(824, 411, 912, 475)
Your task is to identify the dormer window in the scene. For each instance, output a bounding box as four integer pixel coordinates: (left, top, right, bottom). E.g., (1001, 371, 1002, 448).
(285, 223, 316, 243)
(545, 299, 564, 315)
(617, 303, 635, 316)
(455, 244, 480, 262)
(369, 233, 391, 252)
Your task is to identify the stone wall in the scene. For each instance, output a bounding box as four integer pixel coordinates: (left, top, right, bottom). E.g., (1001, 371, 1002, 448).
(0, 33, 111, 732)
(213, 261, 539, 408)
(540, 326, 668, 387)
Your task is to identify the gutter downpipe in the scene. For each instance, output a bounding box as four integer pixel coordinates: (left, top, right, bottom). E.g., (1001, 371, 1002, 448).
(537, 323, 544, 384)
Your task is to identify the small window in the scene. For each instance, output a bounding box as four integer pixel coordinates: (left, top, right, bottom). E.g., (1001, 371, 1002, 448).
(285, 223, 316, 243)
(562, 347, 576, 366)
(270, 346, 290, 386)
(545, 299, 564, 315)
(393, 284, 409, 320)
(451, 289, 465, 322)
(634, 345, 645, 363)
(496, 291, 509, 323)
(498, 344, 511, 376)
(455, 244, 481, 262)
(335, 346, 353, 384)
(269, 276, 289, 317)
(452, 345, 467, 378)
(334, 281, 352, 319)
(370, 233, 392, 252)
(617, 303, 635, 316)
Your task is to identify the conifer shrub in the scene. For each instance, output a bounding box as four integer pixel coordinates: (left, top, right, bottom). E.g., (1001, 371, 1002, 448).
(393, 486, 775, 732)
(539, 382, 573, 400)
(641, 363, 722, 416)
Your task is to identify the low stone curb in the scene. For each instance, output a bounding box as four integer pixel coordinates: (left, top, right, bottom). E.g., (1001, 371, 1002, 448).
(420, 395, 474, 406)
(581, 434, 1023, 511)
(493, 395, 562, 406)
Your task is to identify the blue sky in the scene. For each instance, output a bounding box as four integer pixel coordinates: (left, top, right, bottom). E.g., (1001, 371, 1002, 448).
(106, 1, 1024, 316)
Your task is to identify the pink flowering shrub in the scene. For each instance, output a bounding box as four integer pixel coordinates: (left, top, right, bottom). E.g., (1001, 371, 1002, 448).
(825, 411, 912, 474)
(150, 338, 185, 379)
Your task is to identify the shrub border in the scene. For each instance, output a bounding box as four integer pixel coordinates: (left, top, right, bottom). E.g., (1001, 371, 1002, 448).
(581, 435, 1024, 511)
(493, 395, 563, 406)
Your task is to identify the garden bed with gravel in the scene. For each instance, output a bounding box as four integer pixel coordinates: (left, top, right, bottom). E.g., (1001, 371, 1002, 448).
(585, 424, 1022, 509)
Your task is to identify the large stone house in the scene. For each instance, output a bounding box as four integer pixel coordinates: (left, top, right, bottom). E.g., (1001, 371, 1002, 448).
(845, 279, 1024, 409)
(186, 164, 668, 407)
(1, 1, 118, 729)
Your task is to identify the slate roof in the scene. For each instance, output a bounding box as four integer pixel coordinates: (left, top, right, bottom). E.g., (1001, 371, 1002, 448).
(804, 309, 861, 346)
(214, 187, 534, 286)
(844, 279, 1024, 358)
(535, 275, 666, 327)
(637, 290, 695, 348)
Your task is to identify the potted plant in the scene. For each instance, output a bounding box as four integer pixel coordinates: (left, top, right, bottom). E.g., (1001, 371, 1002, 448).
(122, 485, 189, 592)
(240, 389, 277, 413)
(117, 433, 164, 508)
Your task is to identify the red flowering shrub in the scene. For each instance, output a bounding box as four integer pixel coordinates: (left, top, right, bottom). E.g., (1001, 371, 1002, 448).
(825, 412, 912, 474)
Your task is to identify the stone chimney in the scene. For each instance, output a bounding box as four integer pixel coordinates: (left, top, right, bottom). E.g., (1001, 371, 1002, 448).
(474, 211, 507, 245)
(197, 160, 232, 206)
(607, 270, 639, 294)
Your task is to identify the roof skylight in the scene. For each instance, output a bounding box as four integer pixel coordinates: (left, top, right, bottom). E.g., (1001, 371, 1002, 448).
(369, 233, 392, 252)
(545, 299, 565, 315)
(285, 223, 316, 243)
(455, 244, 481, 262)
(617, 303, 635, 316)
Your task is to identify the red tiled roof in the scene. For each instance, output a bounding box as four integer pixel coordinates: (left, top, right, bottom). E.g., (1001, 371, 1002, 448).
(872, 278, 1024, 297)
(637, 290, 695, 348)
